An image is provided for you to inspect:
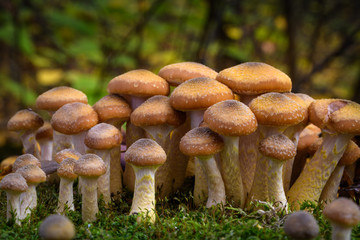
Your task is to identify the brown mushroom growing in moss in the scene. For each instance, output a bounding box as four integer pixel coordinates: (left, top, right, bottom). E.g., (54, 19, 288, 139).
(283, 211, 319, 240)
(57, 158, 78, 214)
(39, 214, 75, 240)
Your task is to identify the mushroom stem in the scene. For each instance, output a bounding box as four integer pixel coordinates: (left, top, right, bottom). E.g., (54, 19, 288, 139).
(331, 223, 352, 240)
(38, 139, 53, 161)
(20, 184, 37, 220)
(92, 150, 111, 204)
(57, 178, 75, 214)
(72, 131, 88, 155)
(319, 165, 345, 204)
(6, 192, 22, 224)
(52, 131, 73, 159)
(142, 125, 173, 149)
(20, 131, 40, 159)
(80, 177, 99, 222)
(110, 147, 122, 199)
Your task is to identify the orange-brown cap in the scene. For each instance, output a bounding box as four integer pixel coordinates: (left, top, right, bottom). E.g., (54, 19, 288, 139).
(259, 134, 296, 161)
(323, 197, 360, 227)
(338, 141, 360, 166)
(93, 94, 131, 124)
(74, 154, 106, 177)
(57, 158, 78, 180)
(125, 138, 166, 166)
(329, 101, 360, 135)
(36, 86, 88, 112)
(158, 62, 217, 86)
(297, 124, 321, 153)
(54, 149, 82, 164)
(51, 102, 98, 135)
(36, 122, 53, 141)
(130, 95, 185, 127)
(84, 123, 122, 150)
(39, 214, 75, 240)
(169, 77, 233, 111)
(12, 154, 41, 172)
(107, 69, 169, 97)
(180, 127, 224, 157)
(204, 100, 257, 136)
(216, 62, 292, 95)
(16, 164, 46, 184)
(0, 172, 28, 192)
(7, 109, 44, 132)
(283, 93, 314, 124)
(249, 92, 306, 126)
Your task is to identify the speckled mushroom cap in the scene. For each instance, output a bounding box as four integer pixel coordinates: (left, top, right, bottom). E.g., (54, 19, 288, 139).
(297, 124, 321, 152)
(51, 102, 98, 135)
(57, 158, 78, 180)
(39, 214, 75, 240)
(36, 86, 88, 112)
(36, 122, 53, 141)
(0, 173, 28, 193)
(338, 141, 360, 166)
(107, 69, 169, 97)
(259, 134, 296, 161)
(7, 109, 44, 132)
(283, 211, 319, 240)
(179, 127, 224, 157)
(203, 100, 258, 136)
(93, 94, 131, 123)
(125, 138, 166, 167)
(170, 77, 234, 111)
(73, 154, 106, 177)
(158, 62, 218, 86)
(84, 123, 122, 150)
(16, 164, 46, 184)
(323, 197, 360, 228)
(283, 93, 314, 124)
(130, 95, 186, 127)
(249, 92, 306, 126)
(54, 149, 81, 164)
(216, 62, 292, 95)
(12, 154, 41, 172)
(329, 101, 360, 135)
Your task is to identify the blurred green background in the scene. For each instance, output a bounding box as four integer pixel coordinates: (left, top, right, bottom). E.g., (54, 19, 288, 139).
(0, 0, 359, 159)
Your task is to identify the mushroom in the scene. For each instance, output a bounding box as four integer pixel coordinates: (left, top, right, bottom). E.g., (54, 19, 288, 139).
(125, 138, 166, 224)
(12, 153, 41, 172)
(203, 100, 257, 208)
(7, 109, 44, 159)
(283, 211, 319, 240)
(0, 173, 28, 225)
(84, 123, 122, 204)
(180, 127, 226, 208)
(74, 154, 106, 222)
(0, 156, 17, 175)
(35, 122, 54, 162)
(323, 197, 360, 240)
(39, 214, 75, 240)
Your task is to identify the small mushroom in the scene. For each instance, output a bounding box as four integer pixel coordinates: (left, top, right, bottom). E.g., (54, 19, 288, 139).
(39, 214, 75, 240)
(57, 158, 78, 214)
(12, 153, 41, 172)
(283, 211, 319, 240)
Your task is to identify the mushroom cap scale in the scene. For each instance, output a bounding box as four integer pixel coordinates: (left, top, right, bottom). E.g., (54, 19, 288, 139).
(54, 149, 81, 164)
(16, 164, 46, 184)
(204, 100, 257, 136)
(74, 154, 106, 177)
(39, 214, 75, 240)
(93, 94, 131, 123)
(323, 197, 360, 228)
(36, 122, 53, 140)
(259, 134, 296, 161)
(125, 138, 166, 166)
(7, 109, 44, 131)
(283, 211, 319, 240)
(57, 158, 78, 180)
(12, 154, 41, 172)
(0, 173, 28, 192)
(329, 101, 360, 135)
(84, 123, 122, 150)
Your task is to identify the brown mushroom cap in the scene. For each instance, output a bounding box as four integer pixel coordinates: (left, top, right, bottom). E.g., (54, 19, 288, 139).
(54, 149, 81, 164)
(158, 62, 217, 86)
(216, 62, 292, 95)
(297, 124, 321, 152)
(36, 122, 53, 141)
(107, 69, 169, 97)
(329, 101, 360, 135)
(57, 158, 78, 180)
(283, 211, 319, 240)
(51, 102, 98, 135)
(338, 141, 360, 166)
(259, 134, 296, 161)
(130, 95, 185, 127)
(12, 154, 41, 172)
(203, 100, 258, 136)
(249, 92, 306, 126)
(7, 109, 44, 132)
(93, 94, 131, 123)
(0, 172, 28, 192)
(39, 214, 75, 240)
(179, 127, 224, 157)
(323, 197, 360, 228)
(169, 77, 234, 111)
(16, 164, 46, 184)
(84, 123, 122, 150)
(36, 86, 88, 112)
(73, 154, 106, 177)
(283, 93, 314, 124)
(125, 138, 166, 167)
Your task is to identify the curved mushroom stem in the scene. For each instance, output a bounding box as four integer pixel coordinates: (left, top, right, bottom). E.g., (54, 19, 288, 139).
(38, 139, 53, 161)
(91, 150, 111, 204)
(20, 130, 40, 159)
(130, 165, 159, 224)
(331, 223, 352, 240)
(110, 147, 122, 199)
(6, 191, 22, 225)
(52, 131, 73, 159)
(57, 178, 75, 214)
(319, 165, 345, 204)
(20, 183, 37, 220)
(80, 177, 99, 222)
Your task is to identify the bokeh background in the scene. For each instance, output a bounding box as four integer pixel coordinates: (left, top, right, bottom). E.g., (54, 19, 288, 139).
(0, 0, 359, 159)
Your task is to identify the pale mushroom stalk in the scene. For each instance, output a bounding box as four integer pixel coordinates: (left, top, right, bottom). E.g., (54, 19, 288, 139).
(6, 191, 22, 223)
(72, 131, 88, 155)
(53, 131, 74, 159)
(110, 146, 122, 197)
(142, 125, 174, 149)
(20, 130, 40, 158)
(81, 177, 99, 222)
(93, 149, 111, 203)
(57, 178, 75, 212)
(20, 183, 38, 219)
(38, 139, 53, 161)
(319, 166, 344, 204)
(330, 224, 352, 240)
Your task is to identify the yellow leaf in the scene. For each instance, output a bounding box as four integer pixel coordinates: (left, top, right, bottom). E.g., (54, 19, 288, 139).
(37, 68, 64, 86)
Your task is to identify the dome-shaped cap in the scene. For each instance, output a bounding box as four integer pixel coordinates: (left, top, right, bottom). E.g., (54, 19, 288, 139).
(107, 69, 169, 97)
(125, 138, 166, 166)
(74, 154, 106, 177)
(54, 149, 81, 164)
(204, 100, 257, 136)
(36, 122, 53, 141)
(130, 95, 185, 127)
(283, 211, 319, 240)
(297, 124, 321, 152)
(36, 86, 88, 112)
(7, 109, 44, 132)
(39, 214, 75, 240)
(170, 77, 233, 111)
(259, 134, 296, 161)
(16, 164, 46, 184)
(338, 141, 360, 166)
(57, 158, 78, 180)
(84, 123, 122, 150)
(51, 102, 98, 135)
(329, 101, 360, 135)
(180, 127, 224, 157)
(323, 197, 360, 227)
(93, 94, 131, 123)
(283, 93, 314, 124)
(158, 62, 217, 86)
(0, 172, 28, 192)
(216, 62, 292, 95)
(12, 154, 41, 172)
